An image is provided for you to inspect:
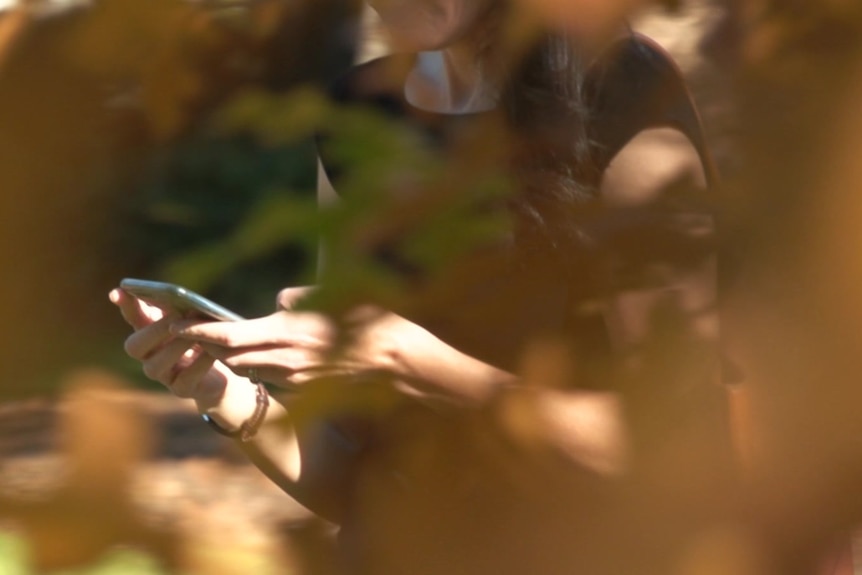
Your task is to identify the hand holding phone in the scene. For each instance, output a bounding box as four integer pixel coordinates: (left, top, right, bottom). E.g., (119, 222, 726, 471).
(119, 278, 244, 321)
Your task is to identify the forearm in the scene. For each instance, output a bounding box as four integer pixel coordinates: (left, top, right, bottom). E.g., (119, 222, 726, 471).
(366, 314, 628, 474)
(199, 355, 625, 526)
(522, 387, 626, 475)
(371, 310, 519, 406)
(196, 376, 356, 522)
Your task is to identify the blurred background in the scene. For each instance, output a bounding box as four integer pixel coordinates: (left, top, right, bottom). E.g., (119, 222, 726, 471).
(1, 0, 861, 573)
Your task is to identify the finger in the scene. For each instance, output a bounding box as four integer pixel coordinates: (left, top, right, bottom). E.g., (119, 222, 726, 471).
(194, 342, 297, 377)
(172, 313, 321, 349)
(110, 288, 166, 329)
(111, 288, 157, 329)
(192, 341, 323, 388)
(276, 286, 311, 311)
(170, 351, 217, 399)
(124, 316, 177, 360)
(193, 341, 297, 365)
(141, 338, 196, 384)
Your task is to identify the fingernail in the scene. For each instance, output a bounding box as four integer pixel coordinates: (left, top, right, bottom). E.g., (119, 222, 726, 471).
(108, 289, 120, 304)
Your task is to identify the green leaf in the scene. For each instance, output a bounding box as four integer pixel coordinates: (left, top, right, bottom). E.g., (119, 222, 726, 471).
(216, 86, 331, 144)
(0, 530, 27, 575)
(229, 191, 320, 258)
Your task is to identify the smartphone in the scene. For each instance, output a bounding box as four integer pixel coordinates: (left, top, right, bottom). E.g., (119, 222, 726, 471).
(119, 278, 245, 321)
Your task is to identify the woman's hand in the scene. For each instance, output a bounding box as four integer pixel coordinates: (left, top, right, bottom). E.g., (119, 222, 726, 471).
(172, 297, 518, 406)
(109, 288, 254, 414)
(169, 305, 401, 389)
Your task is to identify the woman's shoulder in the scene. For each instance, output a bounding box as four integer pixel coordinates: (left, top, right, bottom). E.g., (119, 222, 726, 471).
(590, 33, 684, 77)
(586, 32, 690, 108)
(586, 33, 715, 183)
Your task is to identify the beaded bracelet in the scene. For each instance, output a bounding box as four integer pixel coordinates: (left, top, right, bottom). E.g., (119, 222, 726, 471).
(201, 381, 269, 442)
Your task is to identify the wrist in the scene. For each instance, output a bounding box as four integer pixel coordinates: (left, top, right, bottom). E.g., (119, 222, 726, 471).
(195, 373, 264, 439)
(201, 381, 269, 442)
(372, 312, 419, 376)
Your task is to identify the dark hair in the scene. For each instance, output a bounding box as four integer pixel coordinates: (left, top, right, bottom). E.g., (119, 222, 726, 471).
(499, 28, 600, 262)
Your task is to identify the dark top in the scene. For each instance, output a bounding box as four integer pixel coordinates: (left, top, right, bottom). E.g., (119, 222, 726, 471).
(316, 32, 718, 383)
